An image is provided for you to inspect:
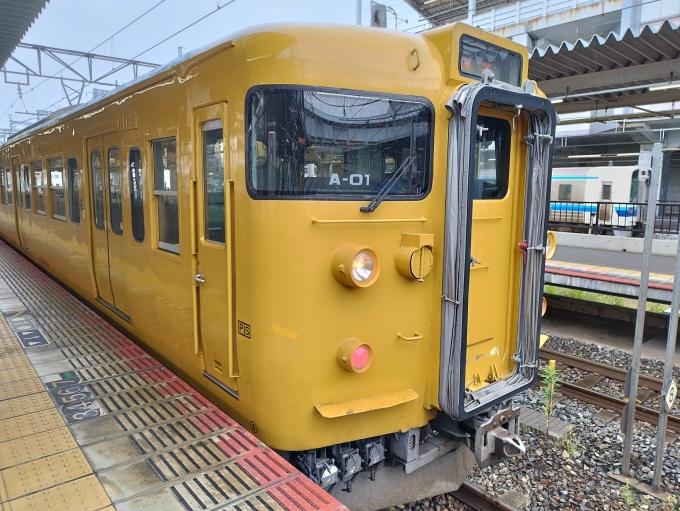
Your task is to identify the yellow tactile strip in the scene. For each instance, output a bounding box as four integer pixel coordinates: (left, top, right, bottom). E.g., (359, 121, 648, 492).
(0, 308, 111, 511)
(0, 428, 78, 470)
(0, 394, 54, 421)
(7, 475, 111, 511)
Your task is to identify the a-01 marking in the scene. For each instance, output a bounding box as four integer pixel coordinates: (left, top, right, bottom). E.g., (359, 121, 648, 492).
(44, 371, 105, 424)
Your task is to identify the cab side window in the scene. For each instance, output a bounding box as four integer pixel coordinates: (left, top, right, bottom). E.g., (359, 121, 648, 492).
(153, 138, 179, 253)
(129, 148, 144, 242)
(472, 116, 511, 201)
(68, 158, 80, 223)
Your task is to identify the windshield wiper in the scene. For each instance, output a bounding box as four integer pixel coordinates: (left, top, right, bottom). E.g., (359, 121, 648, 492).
(360, 156, 415, 213)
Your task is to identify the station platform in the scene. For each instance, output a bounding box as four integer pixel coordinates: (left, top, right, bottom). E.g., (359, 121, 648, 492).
(545, 259, 675, 302)
(0, 241, 346, 511)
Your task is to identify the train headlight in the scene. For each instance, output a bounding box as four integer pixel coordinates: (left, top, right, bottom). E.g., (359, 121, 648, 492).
(332, 244, 381, 288)
(351, 252, 375, 283)
(337, 338, 373, 373)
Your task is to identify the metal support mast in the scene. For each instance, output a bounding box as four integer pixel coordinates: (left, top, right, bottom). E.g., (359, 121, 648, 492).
(621, 143, 662, 476)
(653, 144, 680, 488)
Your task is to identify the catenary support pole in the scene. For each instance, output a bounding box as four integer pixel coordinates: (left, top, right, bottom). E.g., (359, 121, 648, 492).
(356, 0, 362, 25)
(621, 142, 662, 476)
(653, 149, 680, 487)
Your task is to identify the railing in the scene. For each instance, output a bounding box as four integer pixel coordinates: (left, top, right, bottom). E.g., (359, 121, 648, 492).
(549, 201, 680, 235)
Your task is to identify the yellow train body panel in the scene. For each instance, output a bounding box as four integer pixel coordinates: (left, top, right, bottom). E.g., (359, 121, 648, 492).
(0, 21, 554, 494)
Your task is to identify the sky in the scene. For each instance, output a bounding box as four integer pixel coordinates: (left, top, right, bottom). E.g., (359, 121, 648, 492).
(0, 0, 429, 135)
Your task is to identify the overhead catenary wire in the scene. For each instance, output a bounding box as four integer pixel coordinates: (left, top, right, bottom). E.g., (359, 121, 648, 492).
(129, 0, 238, 60)
(0, 0, 169, 125)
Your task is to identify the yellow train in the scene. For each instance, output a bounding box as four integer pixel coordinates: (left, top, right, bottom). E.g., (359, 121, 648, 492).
(0, 22, 555, 510)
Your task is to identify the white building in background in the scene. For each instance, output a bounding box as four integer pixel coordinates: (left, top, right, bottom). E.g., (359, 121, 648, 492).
(408, 0, 679, 50)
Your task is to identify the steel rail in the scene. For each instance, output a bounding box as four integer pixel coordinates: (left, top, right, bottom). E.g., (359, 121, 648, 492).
(452, 482, 520, 511)
(540, 348, 663, 392)
(554, 380, 680, 432)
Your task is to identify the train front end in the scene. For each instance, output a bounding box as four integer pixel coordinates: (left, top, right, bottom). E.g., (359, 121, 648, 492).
(229, 22, 556, 510)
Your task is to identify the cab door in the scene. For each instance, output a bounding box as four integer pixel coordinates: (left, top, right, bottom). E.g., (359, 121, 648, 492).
(87, 136, 115, 307)
(465, 112, 521, 385)
(193, 103, 238, 396)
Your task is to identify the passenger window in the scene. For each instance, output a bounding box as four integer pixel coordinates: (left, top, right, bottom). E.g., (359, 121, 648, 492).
(91, 151, 105, 230)
(68, 158, 80, 223)
(0, 170, 5, 205)
(108, 148, 123, 235)
(203, 120, 225, 244)
(32, 161, 44, 213)
(473, 116, 511, 200)
(558, 184, 572, 201)
(153, 138, 179, 253)
(602, 182, 612, 201)
(129, 148, 144, 243)
(48, 157, 66, 221)
(6, 168, 13, 205)
(21, 165, 31, 211)
(14, 166, 22, 208)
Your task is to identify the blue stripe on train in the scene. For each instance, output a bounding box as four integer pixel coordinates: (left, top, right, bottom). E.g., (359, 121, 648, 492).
(550, 203, 638, 217)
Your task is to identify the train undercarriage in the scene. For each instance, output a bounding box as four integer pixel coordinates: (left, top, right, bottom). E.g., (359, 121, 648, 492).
(291, 402, 524, 510)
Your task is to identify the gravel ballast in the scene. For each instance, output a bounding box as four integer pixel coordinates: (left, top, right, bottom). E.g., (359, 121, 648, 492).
(402, 335, 680, 511)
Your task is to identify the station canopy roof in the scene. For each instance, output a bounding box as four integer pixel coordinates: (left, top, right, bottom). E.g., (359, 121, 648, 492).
(0, 0, 50, 69)
(529, 20, 680, 115)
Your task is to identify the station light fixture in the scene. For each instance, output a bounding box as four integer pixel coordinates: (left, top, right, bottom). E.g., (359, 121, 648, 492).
(550, 98, 564, 104)
(649, 82, 680, 92)
(331, 244, 381, 288)
(568, 154, 601, 159)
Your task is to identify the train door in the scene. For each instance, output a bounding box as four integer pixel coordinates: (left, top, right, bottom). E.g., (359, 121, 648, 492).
(193, 104, 238, 396)
(465, 112, 521, 383)
(86, 135, 119, 313)
(11, 158, 26, 248)
(102, 142, 130, 316)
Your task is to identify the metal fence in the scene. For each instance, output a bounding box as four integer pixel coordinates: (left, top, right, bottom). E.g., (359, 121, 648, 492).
(549, 201, 680, 235)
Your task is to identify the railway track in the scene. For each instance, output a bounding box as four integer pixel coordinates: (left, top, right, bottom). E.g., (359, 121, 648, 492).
(539, 348, 680, 432)
(451, 482, 520, 511)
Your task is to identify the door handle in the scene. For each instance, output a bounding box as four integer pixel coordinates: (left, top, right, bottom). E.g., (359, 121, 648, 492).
(194, 270, 206, 284)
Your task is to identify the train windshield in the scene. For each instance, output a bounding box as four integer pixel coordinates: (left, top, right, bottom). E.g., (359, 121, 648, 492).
(247, 88, 432, 199)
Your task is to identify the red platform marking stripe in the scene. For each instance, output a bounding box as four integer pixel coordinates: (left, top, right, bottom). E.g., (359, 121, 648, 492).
(546, 267, 674, 290)
(236, 451, 293, 486)
(267, 476, 347, 511)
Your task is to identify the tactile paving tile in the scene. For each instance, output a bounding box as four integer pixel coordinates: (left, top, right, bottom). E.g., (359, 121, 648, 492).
(7, 474, 111, 511)
(0, 427, 78, 469)
(0, 393, 54, 420)
(0, 239, 346, 511)
(0, 408, 65, 442)
(0, 378, 46, 401)
(1, 448, 93, 499)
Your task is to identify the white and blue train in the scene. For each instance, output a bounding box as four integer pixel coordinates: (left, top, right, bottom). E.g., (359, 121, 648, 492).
(549, 166, 650, 232)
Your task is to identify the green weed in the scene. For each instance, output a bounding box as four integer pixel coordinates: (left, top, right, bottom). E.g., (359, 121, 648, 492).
(540, 360, 560, 437)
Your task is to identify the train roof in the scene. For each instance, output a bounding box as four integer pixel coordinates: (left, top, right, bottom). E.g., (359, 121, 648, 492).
(1, 23, 433, 149)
